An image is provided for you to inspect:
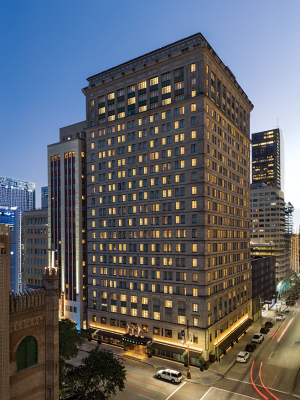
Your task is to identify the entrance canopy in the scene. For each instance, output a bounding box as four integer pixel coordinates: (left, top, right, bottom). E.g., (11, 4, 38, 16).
(122, 333, 152, 345)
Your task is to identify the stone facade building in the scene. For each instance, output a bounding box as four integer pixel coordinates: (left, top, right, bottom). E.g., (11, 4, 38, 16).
(82, 33, 254, 362)
(0, 224, 59, 400)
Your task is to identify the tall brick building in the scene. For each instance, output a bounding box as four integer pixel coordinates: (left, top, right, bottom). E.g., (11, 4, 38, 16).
(0, 224, 59, 400)
(82, 33, 254, 362)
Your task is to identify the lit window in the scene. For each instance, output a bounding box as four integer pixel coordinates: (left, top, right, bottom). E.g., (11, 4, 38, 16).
(139, 106, 147, 113)
(192, 258, 197, 267)
(150, 77, 158, 86)
(162, 85, 171, 94)
(178, 316, 186, 325)
(191, 90, 196, 97)
(108, 92, 115, 100)
(108, 115, 115, 121)
(93, 291, 96, 298)
(192, 244, 197, 253)
(162, 98, 171, 106)
(192, 201, 197, 209)
(192, 158, 196, 166)
(193, 288, 198, 297)
(192, 186, 197, 195)
(191, 103, 196, 112)
(191, 63, 196, 72)
(191, 130, 196, 139)
(138, 80, 147, 90)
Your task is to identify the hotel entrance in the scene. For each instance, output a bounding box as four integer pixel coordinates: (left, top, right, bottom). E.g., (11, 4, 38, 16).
(122, 333, 152, 359)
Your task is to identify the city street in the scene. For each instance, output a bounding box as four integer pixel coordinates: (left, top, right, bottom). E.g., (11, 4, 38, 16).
(69, 303, 300, 400)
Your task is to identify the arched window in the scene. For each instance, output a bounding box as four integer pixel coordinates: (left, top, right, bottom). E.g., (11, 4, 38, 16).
(17, 336, 38, 371)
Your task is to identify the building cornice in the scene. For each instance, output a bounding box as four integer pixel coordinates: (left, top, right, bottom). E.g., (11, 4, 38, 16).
(81, 33, 253, 109)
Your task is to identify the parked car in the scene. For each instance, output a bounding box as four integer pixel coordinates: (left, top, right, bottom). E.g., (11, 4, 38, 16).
(260, 326, 270, 334)
(157, 369, 182, 383)
(237, 351, 250, 363)
(252, 333, 264, 344)
(245, 343, 256, 352)
(284, 309, 290, 313)
(276, 314, 285, 321)
(265, 320, 275, 328)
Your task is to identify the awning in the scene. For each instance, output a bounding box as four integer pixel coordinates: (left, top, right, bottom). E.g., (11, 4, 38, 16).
(152, 342, 202, 358)
(86, 328, 97, 333)
(217, 318, 253, 352)
(122, 333, 152, 345)
(96, 329, 123, 340)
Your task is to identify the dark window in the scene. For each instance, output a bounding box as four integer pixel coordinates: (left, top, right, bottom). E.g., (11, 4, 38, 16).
(17, 336, 38, 371)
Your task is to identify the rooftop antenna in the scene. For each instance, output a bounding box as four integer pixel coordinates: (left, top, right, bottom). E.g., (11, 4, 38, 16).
(277, 118, 279, 128)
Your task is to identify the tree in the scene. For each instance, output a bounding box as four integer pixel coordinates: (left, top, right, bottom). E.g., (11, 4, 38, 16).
(59, 318, 86, 360)
(66, 347, 126, 400)
(59, 319, 87, 398)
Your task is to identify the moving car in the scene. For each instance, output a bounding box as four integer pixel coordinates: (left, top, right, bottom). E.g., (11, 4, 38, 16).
(276, 314, 285, 321)
(252, 333, 264, 344)
(245, 343, 256, 352)
(237, 351, 250, 363)
(157, 369, 182, 383)
(260, 326, 270, 334)
(284, 309, 290, 313)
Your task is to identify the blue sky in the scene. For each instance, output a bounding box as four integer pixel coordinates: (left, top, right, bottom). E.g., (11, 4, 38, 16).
(0, 0, 299, 230)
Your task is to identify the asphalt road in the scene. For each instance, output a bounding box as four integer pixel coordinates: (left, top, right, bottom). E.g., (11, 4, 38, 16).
(69, 303, 300, 400)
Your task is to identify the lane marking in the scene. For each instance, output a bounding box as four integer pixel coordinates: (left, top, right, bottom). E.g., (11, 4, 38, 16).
(259, 362, 279, 400)
(125, 382, 149, 392)
(250, 360, 268, 399)
(138, 395, 153, 400)
(224, 376, 298, 395)
(199, 387, 213, 400)
(146, 386, 166, 394)
(126, 374, 166, 389)
(164, 381, 186, 400)
(210, 387, 260, 399)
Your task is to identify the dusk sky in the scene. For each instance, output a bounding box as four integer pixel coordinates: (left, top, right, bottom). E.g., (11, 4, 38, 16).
(0, 0, 299, 230)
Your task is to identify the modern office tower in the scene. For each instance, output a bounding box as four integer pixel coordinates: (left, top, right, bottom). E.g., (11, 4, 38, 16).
(250, 183, 289, 288)
(41, 186, 48, 209)
(47, 121, 87, 328)
(284, 202, 294, 234)
(83, 33, 254, 362)
(0, 177, 36, 292)
(0, 207, 19, 293)
(251, 128, 283, 190)
(22, 209, 48, 286)
(290, 234, 299, 274)
(0, 176, 36, 210)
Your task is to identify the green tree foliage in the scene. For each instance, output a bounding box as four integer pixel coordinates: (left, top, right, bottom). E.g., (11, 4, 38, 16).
(67, 347, 126, 400)
(59, 318, 86, 360)
(59, 319, 86, 398)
